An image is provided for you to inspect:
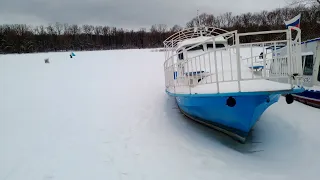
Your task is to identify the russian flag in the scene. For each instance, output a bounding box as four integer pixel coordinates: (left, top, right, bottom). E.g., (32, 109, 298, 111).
(284, 14, 301, 29)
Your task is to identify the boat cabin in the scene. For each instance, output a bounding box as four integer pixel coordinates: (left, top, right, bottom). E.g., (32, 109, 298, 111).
(270, 38, 320, 87)
(300, 38, 320, 87)
(176, 36, 228, 60)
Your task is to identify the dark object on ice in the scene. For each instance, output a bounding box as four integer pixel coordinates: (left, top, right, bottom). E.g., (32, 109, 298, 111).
(44, 58, 50, 63)
(285, 94, 294, 104)
(70, 52, 76, 58)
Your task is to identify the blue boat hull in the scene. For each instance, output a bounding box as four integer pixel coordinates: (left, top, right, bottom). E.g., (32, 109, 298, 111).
(173, 93, 280, 142)
(167, 86, 306, 142)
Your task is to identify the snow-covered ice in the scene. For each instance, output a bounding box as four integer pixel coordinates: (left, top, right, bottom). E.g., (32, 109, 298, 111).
(1, 49, 320, 180)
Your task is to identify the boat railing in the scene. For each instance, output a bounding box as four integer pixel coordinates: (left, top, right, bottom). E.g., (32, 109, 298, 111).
(163, 26, 233, 48)
(163, 27, 235, 60)
(241, 54, 291, 79)
(163, 27, 304, 94)
(163, 30, 234, 66)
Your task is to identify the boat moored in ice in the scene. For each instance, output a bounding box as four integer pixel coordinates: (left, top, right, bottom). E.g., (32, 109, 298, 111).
(266, 37, 320, 108)
(163, 26, 305, 143)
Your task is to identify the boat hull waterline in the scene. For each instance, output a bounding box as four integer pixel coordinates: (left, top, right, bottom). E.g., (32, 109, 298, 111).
(167, 89, 304, 143)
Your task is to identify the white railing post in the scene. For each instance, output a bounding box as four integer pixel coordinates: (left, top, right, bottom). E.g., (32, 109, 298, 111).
(273, 42, 279, 82)
(235, 32, 241, 92)
(250, 44, 253, 79)
(251, 46, 254, 79)
(229, 48, 234, 81)
(190, 57, 194, 85)
(220, 50, 224, 81)
(262, 43, 266, 78)
(203, 55, 208, 84)
(286, 29, 293, 88)
(199, 56, 202, 84)
(187, 59, 191, 94)
(208, 52, 213, 83)
(171, 40, 174, 58)
(294, 29, 302, 76)
(183, 48, 191, 94)
(213, 37, 220, 93)
(166, 44, 168, 58)
(172, 57, 176, 94)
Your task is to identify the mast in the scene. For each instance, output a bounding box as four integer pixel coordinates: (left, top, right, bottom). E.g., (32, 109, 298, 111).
(197, 10, 201, 27)
(197, 10, 203, 36)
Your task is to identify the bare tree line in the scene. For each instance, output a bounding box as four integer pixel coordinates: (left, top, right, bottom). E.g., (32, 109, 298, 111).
(0, 4, 319, 54)
(290, 0, 320, 6)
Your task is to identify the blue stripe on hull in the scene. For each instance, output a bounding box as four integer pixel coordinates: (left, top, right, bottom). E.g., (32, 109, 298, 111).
(174, 94, 280, 140)
(292, 95, 320, 108)
(294, 89, 320, 100)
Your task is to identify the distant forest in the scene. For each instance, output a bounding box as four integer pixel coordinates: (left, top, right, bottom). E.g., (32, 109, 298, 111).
(0, 4, 319, 54)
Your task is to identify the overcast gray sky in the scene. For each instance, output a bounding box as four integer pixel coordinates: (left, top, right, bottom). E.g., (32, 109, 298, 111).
(0, 0, 288, 29)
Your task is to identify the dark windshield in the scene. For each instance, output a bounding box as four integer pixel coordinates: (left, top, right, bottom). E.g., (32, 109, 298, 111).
(207, 43, 225, 49)
(302, 55, 314, 76)
(177, 49, 183, 60)
(185, 45, 204, 51)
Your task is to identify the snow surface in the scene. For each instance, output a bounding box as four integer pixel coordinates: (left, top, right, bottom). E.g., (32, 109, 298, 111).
(1, 49, 320, 180)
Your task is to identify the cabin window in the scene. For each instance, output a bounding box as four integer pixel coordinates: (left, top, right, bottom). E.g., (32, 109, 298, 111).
(207, 43, 213, 49)
(185, 45, 203, 51)
(207, 43, 225, 49)
(216, 44, 225, 48)
(177, 49, 183, 60)
(302, 55, 314, 76)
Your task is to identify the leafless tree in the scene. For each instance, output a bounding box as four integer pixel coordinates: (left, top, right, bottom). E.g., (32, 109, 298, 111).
(82, 25, 92, 35)
(0, 5, 319, 54)
(170, 25, 182, 32)
(289, 0, 320, 5)
(46, 24, 55, 35)
(55, 22, 63, 35)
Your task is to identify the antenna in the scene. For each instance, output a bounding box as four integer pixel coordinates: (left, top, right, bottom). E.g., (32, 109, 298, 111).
(197, 10, 201, 27)
(197, 9, 204, 36)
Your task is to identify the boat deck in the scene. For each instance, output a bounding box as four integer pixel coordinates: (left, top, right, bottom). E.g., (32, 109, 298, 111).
(167, 79, 302, 95)
(307, 85, 320, 91)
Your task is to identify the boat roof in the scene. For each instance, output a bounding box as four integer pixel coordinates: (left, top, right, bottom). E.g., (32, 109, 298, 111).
(266, 44, 286, 50)
(302, 51, 314, 56)
(177, 36, 227, 49)
(301, 37, 320, 44)
(163, 26, 232, 49)
(265, 38, 319, 50)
